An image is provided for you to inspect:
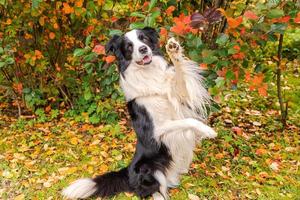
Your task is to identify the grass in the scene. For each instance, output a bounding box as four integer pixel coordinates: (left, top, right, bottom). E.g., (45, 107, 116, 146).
(1, 76, 300, 200)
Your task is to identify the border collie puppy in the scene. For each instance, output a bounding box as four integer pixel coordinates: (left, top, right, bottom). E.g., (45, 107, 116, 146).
(62, 27, 217, 200)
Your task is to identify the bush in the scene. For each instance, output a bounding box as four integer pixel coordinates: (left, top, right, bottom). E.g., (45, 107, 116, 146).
(0, 0, 299, 124)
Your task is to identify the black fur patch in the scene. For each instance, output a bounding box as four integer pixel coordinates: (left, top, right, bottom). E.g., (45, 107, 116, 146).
(127, 99, 172, 197)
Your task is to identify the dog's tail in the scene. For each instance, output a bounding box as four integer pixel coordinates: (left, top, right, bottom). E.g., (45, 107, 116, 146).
(62, 167, 131, 199)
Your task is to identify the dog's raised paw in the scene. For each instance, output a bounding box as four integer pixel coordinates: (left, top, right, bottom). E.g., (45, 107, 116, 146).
(166, 37, 180, 54)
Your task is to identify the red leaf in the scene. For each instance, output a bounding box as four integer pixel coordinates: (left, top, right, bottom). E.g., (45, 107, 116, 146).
(232, 52, 245, 60)
(244, 11, 258, 20)
(294, 12, 300, 23)
(111, 16, 118, 23)
(232, 127, 242, 135)
(279, 15, 290, 23)
(92, 44, 105, 55)
(272, 15, 291, 23)
(233, 45, 240, 51)
(199, 63, 208, 69)
(217, 67, 227, 77)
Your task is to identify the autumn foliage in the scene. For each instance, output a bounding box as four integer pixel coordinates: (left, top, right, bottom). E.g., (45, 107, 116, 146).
(0, 0, 299, 123)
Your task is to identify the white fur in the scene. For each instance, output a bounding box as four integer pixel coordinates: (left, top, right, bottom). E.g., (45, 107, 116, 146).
(120, 36, 217, 189)
(153, 192, 166, 200)
(153, 170, 169, 199)
(62, 178, 97, 199)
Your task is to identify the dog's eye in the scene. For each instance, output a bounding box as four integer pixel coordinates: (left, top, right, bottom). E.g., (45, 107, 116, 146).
(139, 34, 148, 42)
(127, 43, 133, 52)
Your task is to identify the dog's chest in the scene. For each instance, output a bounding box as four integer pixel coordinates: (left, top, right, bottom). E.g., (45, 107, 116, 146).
(136, 96, 196, 174)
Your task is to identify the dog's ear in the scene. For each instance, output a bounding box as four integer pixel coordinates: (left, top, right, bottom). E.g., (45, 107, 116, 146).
(105, 35, 121, 54)
(142, 27, 159, 44)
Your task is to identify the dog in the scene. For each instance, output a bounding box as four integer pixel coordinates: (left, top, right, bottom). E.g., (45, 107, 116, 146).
(62, 27, 217, 200)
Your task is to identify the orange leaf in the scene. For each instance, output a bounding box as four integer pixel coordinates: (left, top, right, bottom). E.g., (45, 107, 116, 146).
(256, 148, 267, 156)
(217, 8, 227, 17)
(75, 0, 84, 7)
(227, 16, 243, 29)
(245, 71, 251, 82)
(166, 5, 176, 16)
(13, 83, 23, 95)
(45, 105, 51, 113)
(160, 27, 168, 38)
(34, 50, 43, 59)
(170, 21, 185, 35)
(92, 45, 105, 55)
(49, 32, 55, 40)
(97, 0, 105, 6)
(63, 3, 74, 14)
(199, 63, 208, 69)
(294, 12, 300, 23)
(258, 83, 268, 97)
(105, 55, 116, 63)
(244, 11, 258, 20)
(252, 73, 264, 86)
(215, 153, 224, 159)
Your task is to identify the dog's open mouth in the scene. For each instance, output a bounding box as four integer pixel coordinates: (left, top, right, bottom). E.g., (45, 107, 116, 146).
(136, 55, 152, 65)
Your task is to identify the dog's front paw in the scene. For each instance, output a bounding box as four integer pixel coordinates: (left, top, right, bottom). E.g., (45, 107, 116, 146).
(166, 37, 181, 54)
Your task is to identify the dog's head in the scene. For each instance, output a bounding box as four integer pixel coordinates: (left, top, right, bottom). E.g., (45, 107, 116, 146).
(106, 27, 160, 73)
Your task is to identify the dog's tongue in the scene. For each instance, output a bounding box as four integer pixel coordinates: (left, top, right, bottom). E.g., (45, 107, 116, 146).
(143, 55, 151, 64)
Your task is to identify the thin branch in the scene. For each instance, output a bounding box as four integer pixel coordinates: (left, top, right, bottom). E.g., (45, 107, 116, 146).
(276, 33, 287, 127)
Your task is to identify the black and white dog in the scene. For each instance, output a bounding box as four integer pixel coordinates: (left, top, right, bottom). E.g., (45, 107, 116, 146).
(62, 27, 217, 200)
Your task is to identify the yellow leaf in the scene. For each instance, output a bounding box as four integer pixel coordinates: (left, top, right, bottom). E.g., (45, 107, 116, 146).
(97, 0, 105, 6)
(39, 16, 45, 26)
(15, 194, 25, 200)
(53, 23, 59, 29)
(70, 137, 78, 145)
(99, 164, 108, 172)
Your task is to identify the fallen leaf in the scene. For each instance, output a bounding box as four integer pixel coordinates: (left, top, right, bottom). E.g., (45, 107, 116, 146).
(15, 194, 25, 200)
(188, 193, 200, 200)
(232, 127, 242, 135)
(270, 162, 279, 171)
(256, 148, 267, 156)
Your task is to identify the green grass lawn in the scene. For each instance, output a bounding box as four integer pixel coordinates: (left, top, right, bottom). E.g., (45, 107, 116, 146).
(1, 81, 299, 200)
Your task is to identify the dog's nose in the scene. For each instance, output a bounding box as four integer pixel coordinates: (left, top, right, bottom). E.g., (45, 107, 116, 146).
(139, 46, 148, 54)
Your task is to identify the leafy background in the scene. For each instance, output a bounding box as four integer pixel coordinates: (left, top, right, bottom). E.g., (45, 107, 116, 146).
(0, 0, 299, 199)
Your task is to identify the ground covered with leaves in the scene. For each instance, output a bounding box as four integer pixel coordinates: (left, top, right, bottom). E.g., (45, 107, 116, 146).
(1, 85, 299, 200)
